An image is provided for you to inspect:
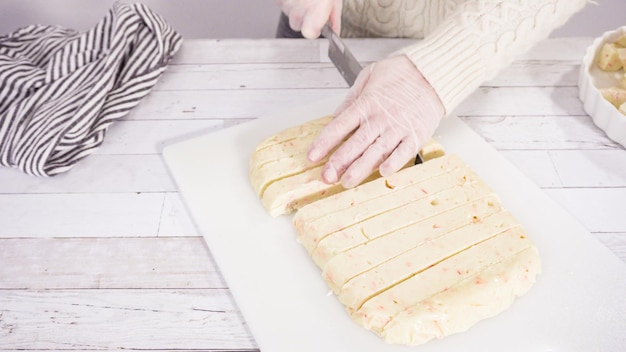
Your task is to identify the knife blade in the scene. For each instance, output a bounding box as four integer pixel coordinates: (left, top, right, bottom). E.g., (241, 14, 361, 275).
(321, 23, 362, 87)
(320, 23, 424, 165)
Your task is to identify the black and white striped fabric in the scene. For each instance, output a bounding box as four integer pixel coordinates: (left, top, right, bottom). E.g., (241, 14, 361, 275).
(0, 2, 182, 176)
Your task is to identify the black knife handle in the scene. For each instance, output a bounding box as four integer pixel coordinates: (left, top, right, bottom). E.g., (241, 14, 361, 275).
(414, 153, 424, 165)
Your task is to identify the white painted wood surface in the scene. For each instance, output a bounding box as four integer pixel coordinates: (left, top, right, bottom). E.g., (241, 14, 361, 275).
(0, 37, 625, 351)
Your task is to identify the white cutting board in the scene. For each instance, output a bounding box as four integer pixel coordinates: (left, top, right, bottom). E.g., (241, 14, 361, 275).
(163, 95, 626, 352)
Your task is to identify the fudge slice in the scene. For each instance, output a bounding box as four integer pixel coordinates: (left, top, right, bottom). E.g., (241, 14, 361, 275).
(293, 154, 541, 345)
(250, 116, 446, 216)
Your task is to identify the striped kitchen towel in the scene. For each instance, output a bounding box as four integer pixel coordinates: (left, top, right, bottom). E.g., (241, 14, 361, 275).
(0, 2, 182, 176)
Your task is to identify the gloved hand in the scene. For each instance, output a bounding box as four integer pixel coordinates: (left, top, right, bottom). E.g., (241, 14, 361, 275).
(276, 0, 343, 38)
(307, 55, 445, 188)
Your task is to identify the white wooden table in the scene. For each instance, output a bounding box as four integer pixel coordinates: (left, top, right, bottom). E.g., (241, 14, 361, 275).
(1, 38, 625, 351)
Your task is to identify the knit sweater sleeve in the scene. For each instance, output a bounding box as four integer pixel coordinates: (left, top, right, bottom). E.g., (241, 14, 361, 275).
(398, 0, 587, 114)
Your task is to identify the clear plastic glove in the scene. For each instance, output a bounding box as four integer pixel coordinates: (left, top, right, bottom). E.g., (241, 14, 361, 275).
(307, 55, 445, 188)
(276, 0, 342, 38)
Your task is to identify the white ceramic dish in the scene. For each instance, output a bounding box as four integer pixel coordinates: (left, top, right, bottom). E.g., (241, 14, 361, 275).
(579, 25, 626, 148)
(163, 96, 626, 352)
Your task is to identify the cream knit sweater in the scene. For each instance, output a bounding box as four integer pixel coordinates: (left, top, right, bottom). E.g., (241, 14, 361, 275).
(340, 0, 588, 114)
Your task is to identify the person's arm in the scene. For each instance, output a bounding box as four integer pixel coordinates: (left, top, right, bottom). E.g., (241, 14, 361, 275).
(401, 0, 588, 114)
(309, 0, 588, 188)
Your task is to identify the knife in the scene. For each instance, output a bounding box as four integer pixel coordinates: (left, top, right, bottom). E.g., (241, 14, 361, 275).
(320, 23, 424, 165)
(321, 23, 362, 87)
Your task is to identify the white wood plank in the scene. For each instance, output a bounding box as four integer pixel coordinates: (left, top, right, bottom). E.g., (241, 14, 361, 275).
(498, 150, 563, 188)
(173, 38, 320, 64)
(174, 38, 590, 65)
(593, 233, 626, 263)
(97, 120, 224, 155)
(125, 88, 347, 120)
(156, 61, 577, 91)
(320, 38, 582, 64)
(483, 61, 579, 87)
(158, 193, 200, 237)
(0, 289, 256, 350)
(0, 155, 174, 194)
(0, 237, 225, 289)
(158, 64, 348, 90)
(460, 115, 620, 150)
(456, 86, 584, 117)
(544, 188, 626, 233)
(126, 87, 581, 121)
(518, 37, 593, 61)
(0, 193, 163, 238)
(174, 39, 410, 65)
(549, 150, 626, 188)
